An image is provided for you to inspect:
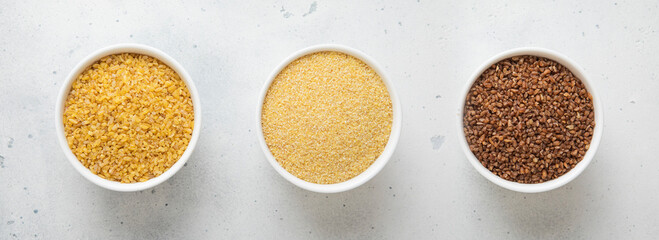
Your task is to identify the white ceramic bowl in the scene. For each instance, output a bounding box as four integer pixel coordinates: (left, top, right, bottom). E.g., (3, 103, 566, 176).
(256, 44, 402, 193)
(56, 43, 202, 192)
(457, 47, 603, 193)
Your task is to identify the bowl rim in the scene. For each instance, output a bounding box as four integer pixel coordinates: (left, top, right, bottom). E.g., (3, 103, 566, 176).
(256, 44, 402, 193)
(456, 47, 604, 193)
(55, 43, 202, 192)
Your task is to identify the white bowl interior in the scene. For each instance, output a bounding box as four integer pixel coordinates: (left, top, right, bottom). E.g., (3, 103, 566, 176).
(457, 47, 603, 193)
(256, 44, 402, 193)
(56, 43, 202, 192)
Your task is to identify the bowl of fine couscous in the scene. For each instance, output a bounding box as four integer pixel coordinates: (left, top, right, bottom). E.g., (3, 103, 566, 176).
(257, 44, 402, 193)
(56, 43, 201, 192)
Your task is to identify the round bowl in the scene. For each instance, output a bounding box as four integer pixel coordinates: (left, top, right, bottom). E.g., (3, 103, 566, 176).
(457, 47, 603, 193)
(256, 44, 402, 193)
(56, 43, 202, 192)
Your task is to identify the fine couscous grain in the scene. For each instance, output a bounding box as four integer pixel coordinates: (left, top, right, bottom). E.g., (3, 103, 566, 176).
(63, 53, 194, 183)
(261, 51, 393, 184)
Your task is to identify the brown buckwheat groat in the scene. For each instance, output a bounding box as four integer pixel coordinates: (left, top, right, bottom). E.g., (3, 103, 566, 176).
(463, 55, 595, 183)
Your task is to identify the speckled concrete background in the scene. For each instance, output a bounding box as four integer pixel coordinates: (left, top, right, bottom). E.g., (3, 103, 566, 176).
(1, 1, 658, 239)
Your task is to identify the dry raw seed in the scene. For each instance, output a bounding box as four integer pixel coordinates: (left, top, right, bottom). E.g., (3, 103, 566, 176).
(261, 51, 393, 184)
(64, 53, 194, 183)
(463, 55, 595, 183)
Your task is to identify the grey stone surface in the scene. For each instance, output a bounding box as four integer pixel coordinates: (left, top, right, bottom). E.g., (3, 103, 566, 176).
(1, 0, 658, 239)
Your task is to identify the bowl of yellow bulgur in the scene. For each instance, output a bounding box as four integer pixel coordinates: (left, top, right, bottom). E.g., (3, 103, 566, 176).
(257, 44, 402, 193)
(56, 44, 201, 192)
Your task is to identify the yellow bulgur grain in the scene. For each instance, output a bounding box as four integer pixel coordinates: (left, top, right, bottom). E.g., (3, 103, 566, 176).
(63, 53, 194, 183)
(261, 51, 393, 184)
